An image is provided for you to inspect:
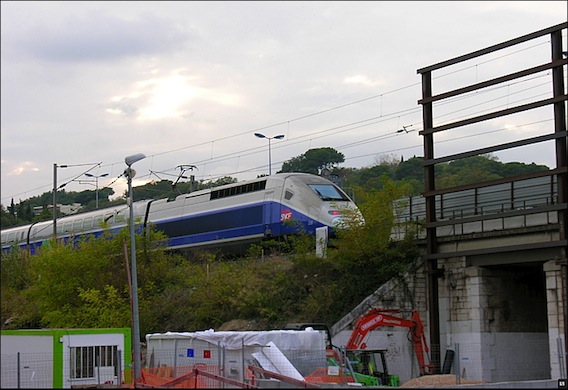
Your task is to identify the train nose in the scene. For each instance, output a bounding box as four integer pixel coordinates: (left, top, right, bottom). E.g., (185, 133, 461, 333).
(327, 208, 364, 228)
(331, 216, 344, 227)
(327, 209, 348, 228)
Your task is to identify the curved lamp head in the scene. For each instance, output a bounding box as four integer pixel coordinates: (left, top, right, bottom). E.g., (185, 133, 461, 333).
(85, 173, 109, 178)
(125, 153, 146, 167)
(254, 133, 266, 139)
(274, 134, 285, 140)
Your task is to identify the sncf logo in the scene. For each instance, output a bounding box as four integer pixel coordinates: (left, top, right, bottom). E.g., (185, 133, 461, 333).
(281, 209, 293, 222)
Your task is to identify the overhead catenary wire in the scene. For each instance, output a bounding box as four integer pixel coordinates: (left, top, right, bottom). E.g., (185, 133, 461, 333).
(3, 33, 565, 203)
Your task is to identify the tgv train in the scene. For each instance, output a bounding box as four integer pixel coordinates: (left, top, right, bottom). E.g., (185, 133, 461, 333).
(1, 173, 360, 255)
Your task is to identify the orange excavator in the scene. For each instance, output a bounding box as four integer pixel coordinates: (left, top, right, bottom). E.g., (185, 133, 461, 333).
(345, 308, 434, 376)
(291, 309, 434, 386)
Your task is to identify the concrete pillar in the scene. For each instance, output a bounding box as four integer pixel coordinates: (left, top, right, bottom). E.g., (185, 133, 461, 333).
(544, 260, 566, 379)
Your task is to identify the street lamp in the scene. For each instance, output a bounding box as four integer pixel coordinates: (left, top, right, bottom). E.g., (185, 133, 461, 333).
(124, 152, 146, 384)
(84, 173, 109, 209)
(254, 132, 285, 175)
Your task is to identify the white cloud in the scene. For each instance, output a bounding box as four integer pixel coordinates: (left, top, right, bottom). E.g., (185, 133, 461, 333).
(343, 75, 384, 88)
(6, 161, 40, 176)
(106, 69, 243, 121)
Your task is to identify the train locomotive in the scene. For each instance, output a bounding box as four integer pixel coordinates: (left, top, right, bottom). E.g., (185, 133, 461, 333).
(1, 173, 361, 255)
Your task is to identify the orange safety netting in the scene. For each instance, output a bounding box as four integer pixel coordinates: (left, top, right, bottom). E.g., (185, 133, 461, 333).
(121, 364, 255, 389)
(304, 367, 355, 385)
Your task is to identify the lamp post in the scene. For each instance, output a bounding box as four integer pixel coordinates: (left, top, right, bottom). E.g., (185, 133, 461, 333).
(84, 173, 109, 209)
(124, 153, 146, 384)
(53, 163, 68, 239)
(254, 132, 285, 175)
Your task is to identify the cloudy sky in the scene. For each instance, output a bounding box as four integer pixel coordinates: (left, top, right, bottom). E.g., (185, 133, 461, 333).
(1, 1, 566, 204)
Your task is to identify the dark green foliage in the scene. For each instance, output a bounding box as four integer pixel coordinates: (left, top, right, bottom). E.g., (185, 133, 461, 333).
(341, 154, 549, 196)
(280, 147, 345, 174)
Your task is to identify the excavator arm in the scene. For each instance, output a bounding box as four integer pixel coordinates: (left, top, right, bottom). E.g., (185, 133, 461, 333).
(346, 309, 434, 375)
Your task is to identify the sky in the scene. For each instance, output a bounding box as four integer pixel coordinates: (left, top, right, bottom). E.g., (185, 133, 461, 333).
(1, 1, 566, 205)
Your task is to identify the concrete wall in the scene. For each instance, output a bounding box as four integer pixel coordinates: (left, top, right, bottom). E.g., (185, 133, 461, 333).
(543, 260, 566, 380)
(333, 254, 565, 385)
(439, 261, 552, 382)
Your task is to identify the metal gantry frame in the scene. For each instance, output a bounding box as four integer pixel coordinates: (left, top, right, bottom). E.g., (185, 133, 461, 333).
(416, 22, 567, 373)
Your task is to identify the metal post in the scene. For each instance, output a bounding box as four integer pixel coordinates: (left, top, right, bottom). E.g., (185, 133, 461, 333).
(241, 338, 245, 384)
(124, 152, 146, 385)
(127, 169, 141, 383)
(254, 133, 284, 176)
(53, 164, 57, 239)
(95, 177, 99, 209)
(421, 69, 441, 374)
(173, 338, 178, 378)
(551, 27, 568, 367)
(455, 344, 460, 385)
(17, 352, 20, 389)
(118, 349, 123, 386)
(97, 353, 101, 385)
(268, 137, 272, 176)
(85, 173, 108, 209)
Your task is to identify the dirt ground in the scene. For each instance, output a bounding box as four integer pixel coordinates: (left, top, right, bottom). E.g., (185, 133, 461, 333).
(400, 374, 485, 387)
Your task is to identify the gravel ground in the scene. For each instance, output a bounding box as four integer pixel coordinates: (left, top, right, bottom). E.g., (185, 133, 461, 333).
(400, 374, 485, 387)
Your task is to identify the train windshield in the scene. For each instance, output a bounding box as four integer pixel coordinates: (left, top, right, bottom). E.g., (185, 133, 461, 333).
(308, 184, 350, 201)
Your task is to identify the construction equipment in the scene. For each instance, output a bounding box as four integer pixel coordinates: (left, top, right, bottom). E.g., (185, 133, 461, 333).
(293, 309, 434, 386)
(345, 308, 434, 377)
(346, 309, 433, 374)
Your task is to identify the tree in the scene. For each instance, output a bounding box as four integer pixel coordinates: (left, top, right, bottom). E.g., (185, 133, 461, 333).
(280, 147, 345, 174)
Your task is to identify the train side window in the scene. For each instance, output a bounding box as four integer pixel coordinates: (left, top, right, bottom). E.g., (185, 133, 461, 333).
(57, 224, 63, 234)
(73, 220, 83, 231)
(8, 232, 15, 243)
(94, 216, 103, 227)
(64, 222, 73, 233)
(105, 214, 115, 225)
(284, 190, 294, 200)
(83, 217, 93, 229)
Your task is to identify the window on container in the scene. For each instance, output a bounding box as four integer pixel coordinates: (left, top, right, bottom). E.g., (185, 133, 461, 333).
(71, 346, 94, 379)
(71, 345, 118, 379)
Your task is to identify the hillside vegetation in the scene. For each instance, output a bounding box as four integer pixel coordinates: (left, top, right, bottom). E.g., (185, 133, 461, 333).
(2, 178, 418, 334)
(1, 154, 549, 334)
(1, 153, 549, 229)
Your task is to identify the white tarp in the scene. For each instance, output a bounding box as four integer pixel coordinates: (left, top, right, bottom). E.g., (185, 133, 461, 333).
(145, 328, 325, 351)
(252, 341, 304, 381)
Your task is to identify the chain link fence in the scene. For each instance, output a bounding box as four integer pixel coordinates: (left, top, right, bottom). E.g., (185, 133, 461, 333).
(2, 338, 565, 388)
(1, 350, 123, 388)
